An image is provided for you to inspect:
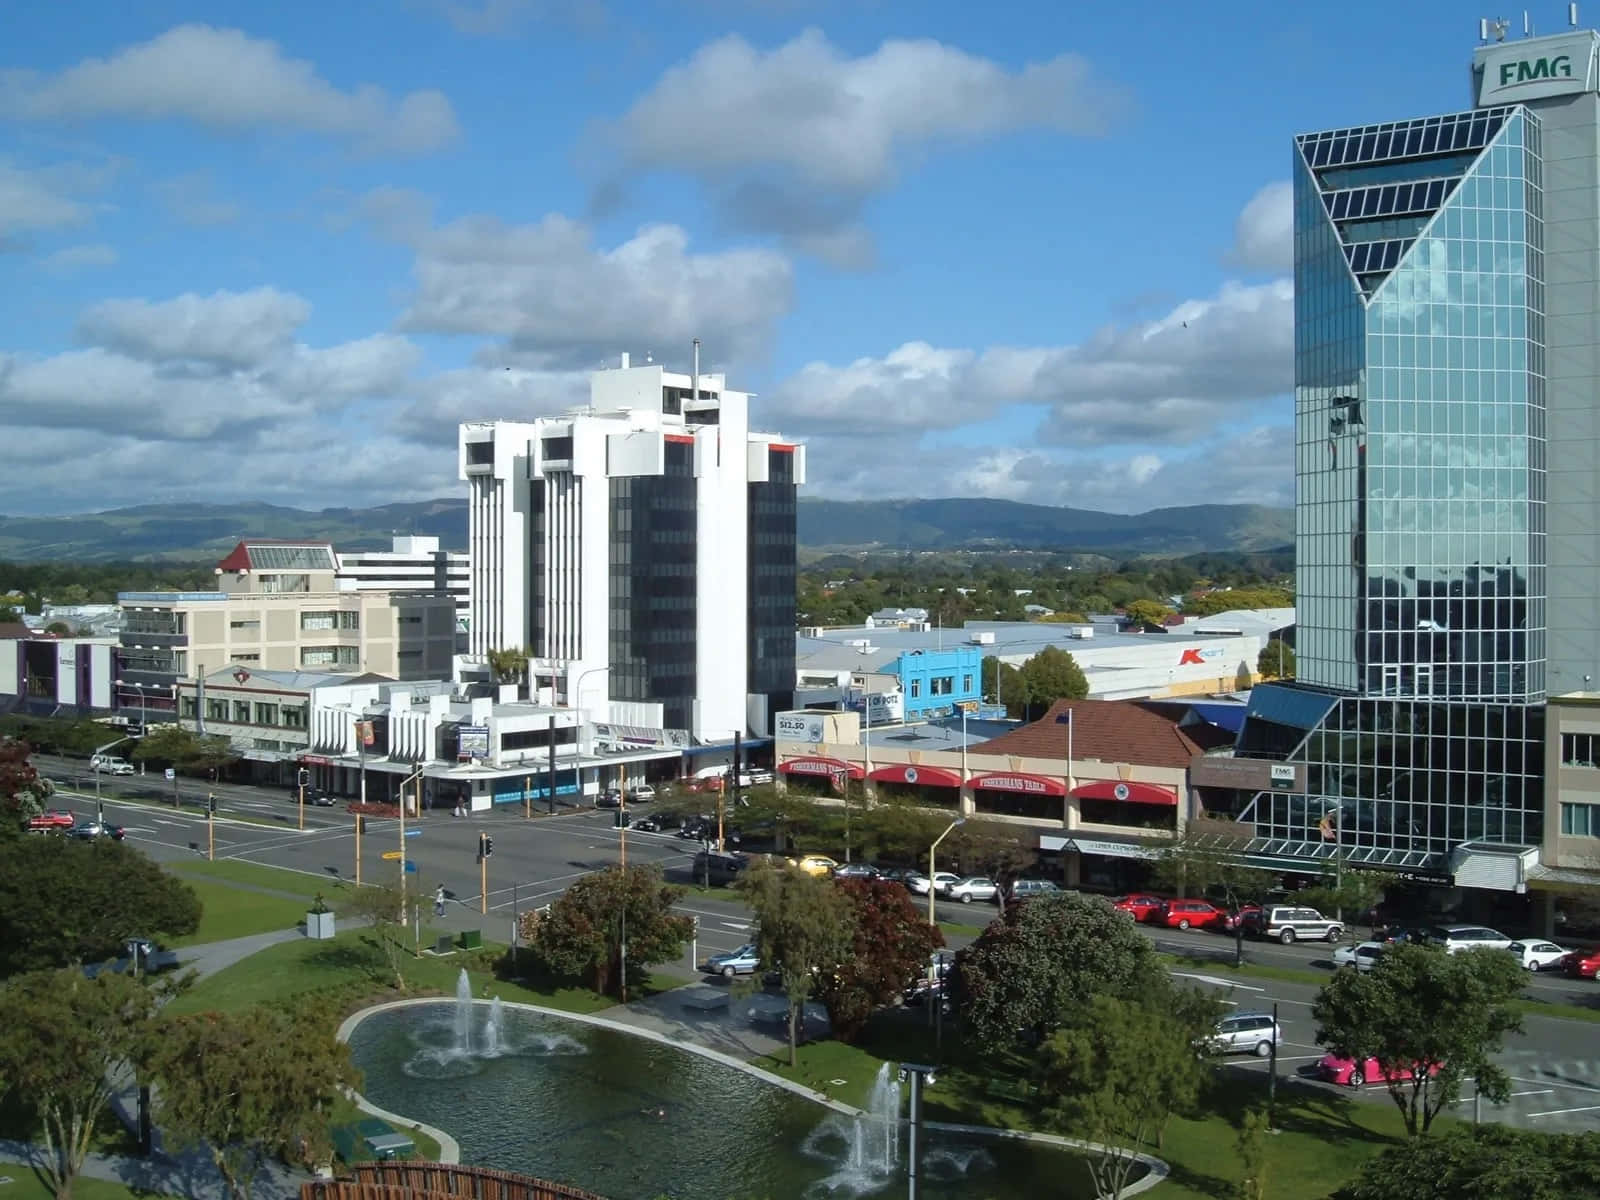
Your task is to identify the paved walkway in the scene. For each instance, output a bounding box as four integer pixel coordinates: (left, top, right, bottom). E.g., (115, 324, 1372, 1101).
(601, 978, 830, 1064)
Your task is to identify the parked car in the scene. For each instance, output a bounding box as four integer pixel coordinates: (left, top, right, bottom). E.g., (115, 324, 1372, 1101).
(1156, 899, 1226, 931)
(90, 755, 134, 776)
(69, 820, 126, 841)
(905, 871, 959, 896)
(1224, 904, 1262, 932)
(1564, 948, 1600, 979)
(628, 785, 656, 803)
(629, 815, 663, 832)
(1007, 879, 1062, 903)
(943, 876, 1000, 904)
(1112, 894, 1165, 922)
(26, 809, 77, 832)
(1427, 925, 1514, 953)
(875, 866, 912, 884)
(1332, 941, 1387, 972)
(1319, 1054, 1441, 1088)
(792, 854, 839, 878)
(691, 851, 750, 887)
(676, 818, 712, 840)
(701, 943, 761, 978)
(1205, 1012, 1282, 1058)
(1508, 939, 1571, 972)
(832, 863, 880, 880)
(595, 788, 622, 809)
(1250, 905, 1344, 945)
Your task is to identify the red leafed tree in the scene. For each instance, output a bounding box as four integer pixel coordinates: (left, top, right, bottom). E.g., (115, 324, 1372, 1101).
(0, 738, 52, 830)
(817, 878, 945, 1041)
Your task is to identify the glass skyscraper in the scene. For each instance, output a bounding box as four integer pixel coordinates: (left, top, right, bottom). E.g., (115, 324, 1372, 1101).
(1231, 74, 1572, 874)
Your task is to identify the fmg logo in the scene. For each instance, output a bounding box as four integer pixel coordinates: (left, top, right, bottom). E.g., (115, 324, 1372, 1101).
(1498, 54, 1572, 87)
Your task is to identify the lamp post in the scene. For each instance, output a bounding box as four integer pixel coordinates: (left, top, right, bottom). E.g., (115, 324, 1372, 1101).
(570, 665, 609, 810)
(927, 817, 966, 927)
(399, 764, 424, 922)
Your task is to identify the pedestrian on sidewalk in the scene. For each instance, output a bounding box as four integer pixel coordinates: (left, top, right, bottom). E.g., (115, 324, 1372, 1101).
(434, 885, 446, 917)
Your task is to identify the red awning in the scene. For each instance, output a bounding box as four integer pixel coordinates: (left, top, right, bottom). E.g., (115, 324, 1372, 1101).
(1072, 779, 1178, 806)
(867, 763, 963, 788)
(779, 756, 865, 780)
(971, 772, 1067, 797)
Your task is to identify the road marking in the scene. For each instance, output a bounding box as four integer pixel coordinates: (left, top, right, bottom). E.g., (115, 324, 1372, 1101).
(1527, 1104, 1600, 1118)
(720, 921, 751, 932)
(1513, 1075, 1600, 1096)
(1172, 972, 1266, 992)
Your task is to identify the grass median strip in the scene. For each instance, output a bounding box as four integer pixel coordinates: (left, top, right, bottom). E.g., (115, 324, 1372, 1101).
(167, 880, 310, 947)
(170, 857, 346, 901)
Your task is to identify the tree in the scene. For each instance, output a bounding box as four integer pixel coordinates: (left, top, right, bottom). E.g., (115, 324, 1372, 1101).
(0, 605, 21, 623)
(946, 820, 1039, 889)
(0, 837, 200, 976)
(1299, 864, 1388, 934)
(340, 882, 412, 990)
(1123, 599, 1172, 627)
(1234, 661, 1253, 691)
(980, 655, 1025, 715)
(815, 879, 944, 1041)
(486, 646, 530, 686)
(149, 1008, 356, 1200)
(1234, 1106, 1272, 1200)
(740, 862, 855, 1066)
(1312, 944, 1526, 1136)
(0, 968, 164, 1200)
(956, 891, 1164, 1054)
(1017, 646, 1089, 717)
(1257, 638, 1295, 679)
(848, 793, 945, 866)
(1038, 990, 1218, 1198)
(525, 865, 692, 997)
(0, 737, 54, 828)
(1332, 1126, 1600, 1200)
(1149, 831, 1279, 965)
(131, 725, 237, 774)
(44, 621, 72, 635)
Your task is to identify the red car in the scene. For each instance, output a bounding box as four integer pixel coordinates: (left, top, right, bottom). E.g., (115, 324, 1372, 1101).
(1564, 948, 1600, 980)
(1112, 894, 1165, 922)
(1225, 904, 1262, 932)
(1319, 1054, 1442, 1089)
(26, 809, 76, 832)
(1157, 899, 1226, 931)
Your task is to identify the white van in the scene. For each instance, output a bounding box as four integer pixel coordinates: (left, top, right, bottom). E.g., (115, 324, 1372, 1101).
(90, 755, 135, 776)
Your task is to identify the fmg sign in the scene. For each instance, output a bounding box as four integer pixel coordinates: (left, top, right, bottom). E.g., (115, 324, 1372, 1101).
(1477, 33, 1597, 103)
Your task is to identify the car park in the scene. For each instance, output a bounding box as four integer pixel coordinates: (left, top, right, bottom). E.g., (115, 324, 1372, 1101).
(1427, 925, 1514, 953)
(1564, 948, 1600, 979)
(1319, 1054, 1441, 1088)
(26, 809, 76, 832)
(1249, 905, 1344, 945)
(905, 871, 959, 896)
(1508, 939, 1570, 972)
(701, 943, 761, 978)
(1156, 899, 1226, 931)
(1332, 941, 1387, 972)
(1205, 1013, 1282, 1058)
(1112, 894, 1165, 922)
(942, 876, 999, 904)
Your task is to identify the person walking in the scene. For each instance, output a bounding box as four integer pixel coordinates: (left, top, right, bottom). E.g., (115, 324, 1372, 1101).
(434, 885, 446, 917)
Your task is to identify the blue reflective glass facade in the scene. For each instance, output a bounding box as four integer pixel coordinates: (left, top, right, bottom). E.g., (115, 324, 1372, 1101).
(1235, 106, 1549, 869)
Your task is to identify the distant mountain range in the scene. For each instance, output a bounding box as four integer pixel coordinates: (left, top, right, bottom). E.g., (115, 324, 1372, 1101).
(0, 498, 1293, 563)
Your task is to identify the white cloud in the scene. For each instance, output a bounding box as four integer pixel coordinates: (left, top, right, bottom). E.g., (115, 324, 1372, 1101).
(1228, 180, 1293, 274)
(39, 242, 118, 272)
(601, 30, 1127, 254)
(394, 364, 590, 444)
(0, 158, 111, 238)
(76, 287, 312, 368)
(385, 205, 794, 367)
(150, 169, 240, 227)
(0, 25, 458, 154)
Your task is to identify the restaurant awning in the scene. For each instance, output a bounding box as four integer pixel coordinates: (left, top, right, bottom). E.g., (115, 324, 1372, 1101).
(867, 763, 963, 788)
(971, 772, 1067, 797)
(779, 756, 866, 780)
(1072, 779, 1178, 806)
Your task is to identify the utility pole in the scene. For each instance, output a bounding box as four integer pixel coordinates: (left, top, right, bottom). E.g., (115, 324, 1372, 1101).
(619, 765, 628, 869)
(297, 766, 307, 832)
(354, 812, 363, 884)
(524, 773, 531, 821)
(716, 776, 726, 853)
(547, 712, 557, 815)
(206, 793, 216, 861)
(477, 831, 490, 914)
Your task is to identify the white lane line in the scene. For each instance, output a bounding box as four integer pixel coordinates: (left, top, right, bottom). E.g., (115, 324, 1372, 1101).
(1527, 1103, 1600, 1118)
(720, 921, 752, 932)
(1172, 972, 1266, 992)
(1512, 1075, 1600, 1096)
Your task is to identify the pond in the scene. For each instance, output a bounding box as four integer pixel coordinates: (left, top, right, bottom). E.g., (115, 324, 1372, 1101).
(345, 995, 1112, 1200)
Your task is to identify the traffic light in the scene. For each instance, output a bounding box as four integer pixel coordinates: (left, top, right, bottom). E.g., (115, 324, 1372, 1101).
(297, 768, 310, 789)
(483, 835, 494, 858)
(207, 793, 217, 816)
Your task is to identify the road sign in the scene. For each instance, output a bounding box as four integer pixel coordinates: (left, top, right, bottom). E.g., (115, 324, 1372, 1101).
(403, 828, 422, 837)
(404, 861, 417, 873)
(381, 850, 404, 860)
(164, 768, 175, 781)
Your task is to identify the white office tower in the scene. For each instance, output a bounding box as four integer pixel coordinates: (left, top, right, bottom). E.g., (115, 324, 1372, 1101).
(459, 348, 804, 743)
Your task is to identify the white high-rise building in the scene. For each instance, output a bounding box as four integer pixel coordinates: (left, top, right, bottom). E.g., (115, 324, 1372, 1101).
(336, 536, 470, 625)
(459, 348, 804, 743)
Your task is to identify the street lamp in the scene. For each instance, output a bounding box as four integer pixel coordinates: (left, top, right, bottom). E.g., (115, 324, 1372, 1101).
(927, 817, 966, 927)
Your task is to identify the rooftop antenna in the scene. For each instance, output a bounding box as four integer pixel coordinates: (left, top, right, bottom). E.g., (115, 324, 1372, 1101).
(1483, 15, 1510, 39)
(1573, 2, 1580, 26)
(691, 337, 701, 402)
(1524, 9, 1534, 35)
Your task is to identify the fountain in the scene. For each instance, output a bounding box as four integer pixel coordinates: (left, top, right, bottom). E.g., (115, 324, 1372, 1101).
(799, 1063, 902, 1196)
(453, 969, 475, 1056)
(483, 996, 504, 1058)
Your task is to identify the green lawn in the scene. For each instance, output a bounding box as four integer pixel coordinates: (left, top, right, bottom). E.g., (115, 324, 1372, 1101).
(753, 1010, 1429, 1200)
(0, 1165, 166, 1200)
(167, 880, 310, 947)
(327, 1095, 443, 1163)
(1161, 952, 1330, 989)
(937, 920, 986, 938)
(170, 857, 346, 902)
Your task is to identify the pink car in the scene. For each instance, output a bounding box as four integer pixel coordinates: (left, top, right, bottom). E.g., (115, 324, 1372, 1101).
(1319, 1054, 1441, 1088)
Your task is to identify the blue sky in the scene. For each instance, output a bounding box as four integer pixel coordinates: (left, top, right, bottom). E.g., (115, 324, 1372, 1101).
(0, 0, 1509, 514)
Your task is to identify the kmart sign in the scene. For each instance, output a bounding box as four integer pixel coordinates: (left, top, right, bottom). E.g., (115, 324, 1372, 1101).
(1476, 32, 1598, 103)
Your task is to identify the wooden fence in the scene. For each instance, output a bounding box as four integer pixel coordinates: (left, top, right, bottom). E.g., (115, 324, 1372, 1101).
(302, 1162, 609, 1200)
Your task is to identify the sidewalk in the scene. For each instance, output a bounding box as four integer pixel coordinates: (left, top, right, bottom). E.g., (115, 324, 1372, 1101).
(602, 978, 830, 1063)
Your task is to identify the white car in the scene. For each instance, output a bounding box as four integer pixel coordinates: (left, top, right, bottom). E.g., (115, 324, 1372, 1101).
(627, 785, 656, 803)
(1204, 1012, 1282, 1058)
(905, 871, 959, 896)
(1508, 939, 1570, 972)
(943, 877, 1000, 904)
(1429, 925, 1514, 954)
(90, 755, 135, 776)
(1332, 941, 1387, 972)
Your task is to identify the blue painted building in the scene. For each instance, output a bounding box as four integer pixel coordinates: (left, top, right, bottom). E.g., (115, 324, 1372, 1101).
(888, 646, 983, 720)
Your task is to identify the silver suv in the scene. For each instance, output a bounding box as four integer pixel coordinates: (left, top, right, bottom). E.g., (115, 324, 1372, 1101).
(1207, 1013, 1282, 1058)
(1428, 924, 1513, 953)
(1254, 904, 1343, 945)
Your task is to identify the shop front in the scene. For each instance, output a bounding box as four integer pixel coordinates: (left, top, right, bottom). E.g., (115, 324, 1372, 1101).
(1040, 833, 1161, 891)
(971, 771, 1067, 820)
(866, 762, 962, 809)
(1071, 779, 1179, 834)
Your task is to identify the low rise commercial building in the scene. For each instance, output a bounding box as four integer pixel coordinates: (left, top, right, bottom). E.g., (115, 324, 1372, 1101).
(0, 627, 120, 716)
(336, 535, 470, 627)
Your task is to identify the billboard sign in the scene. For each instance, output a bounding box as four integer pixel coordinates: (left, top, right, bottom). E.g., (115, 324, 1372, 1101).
(457, 724, 490, 760)
(847, 689, 903, 725)
(775, 711, 827, 744)
(1477, 32, 1597, 103)
(1269, 764, 1297, 792)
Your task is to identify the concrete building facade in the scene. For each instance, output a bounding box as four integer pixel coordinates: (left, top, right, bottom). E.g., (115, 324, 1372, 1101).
(336, 536, 470, 626)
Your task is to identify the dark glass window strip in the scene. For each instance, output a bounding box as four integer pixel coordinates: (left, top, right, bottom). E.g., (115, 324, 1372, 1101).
(1298, 107, 1513, 170)
(1325, 177, 1450, 222)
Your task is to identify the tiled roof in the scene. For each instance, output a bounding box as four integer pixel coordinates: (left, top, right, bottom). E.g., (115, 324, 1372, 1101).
(215, 540, 338, 573)
(971, 698, 1202, 769)
(0, 623, 36, 640)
